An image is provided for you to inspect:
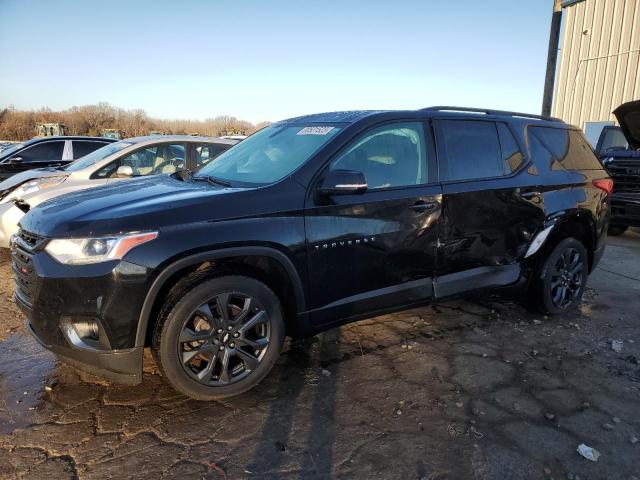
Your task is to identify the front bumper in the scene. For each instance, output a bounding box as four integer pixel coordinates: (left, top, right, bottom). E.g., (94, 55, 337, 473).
(23, 319, 144, 385)
(12, 233, 153, 384)
(610, 193, 640, 227)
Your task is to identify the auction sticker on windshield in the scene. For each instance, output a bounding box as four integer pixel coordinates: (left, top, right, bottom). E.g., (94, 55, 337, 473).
(297, 126, 335, 135)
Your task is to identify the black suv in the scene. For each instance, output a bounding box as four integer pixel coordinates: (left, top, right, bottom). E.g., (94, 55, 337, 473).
(13, 107, 611, 399)
(595, 100, 640, 236)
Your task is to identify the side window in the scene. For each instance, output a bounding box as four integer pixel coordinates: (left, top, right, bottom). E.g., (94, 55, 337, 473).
(438, 120, 502, 181)
(194, 144, 230, 169)
(93, 143, 186, 179)
(330, 122, 428, 189)
(18, 141, 65, 161)
(527, 134, 552, 171)
(121, 146, 157, 175)
(528, 127, 602, 171)
(497, 123, 523, 172)
(72, 141, 108, 159)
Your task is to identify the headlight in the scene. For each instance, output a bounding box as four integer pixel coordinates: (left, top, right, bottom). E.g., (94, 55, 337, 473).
(45, 231, 158, 265)
(1, 176, 67, 204)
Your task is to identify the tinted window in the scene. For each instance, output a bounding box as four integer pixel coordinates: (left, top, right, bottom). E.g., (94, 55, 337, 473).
(72, 141, 108, 159)
(193, 143, 231, 169)
(497, 123, 523, 172)
(438, 120, 502, 181)
(18, 141, 65, 162)
(330, 122, 428, 189)
(528, 127, 602, 171)
(94, 143, 185, 178)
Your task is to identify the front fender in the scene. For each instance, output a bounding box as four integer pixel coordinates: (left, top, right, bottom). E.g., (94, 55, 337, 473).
(134, 245, 306, 347)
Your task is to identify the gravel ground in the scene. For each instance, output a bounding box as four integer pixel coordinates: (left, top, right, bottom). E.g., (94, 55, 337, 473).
(0, 232, 639, 480)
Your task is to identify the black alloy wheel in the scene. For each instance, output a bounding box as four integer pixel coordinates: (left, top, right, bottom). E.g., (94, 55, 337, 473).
(548, 246, 584, 310)
(153, 275, 284, 400)
(179, 293, 270, 386)
(530, 237, 589, 315)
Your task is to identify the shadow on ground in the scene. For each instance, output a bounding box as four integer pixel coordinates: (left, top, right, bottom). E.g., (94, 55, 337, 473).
(0, 231, 639, 479)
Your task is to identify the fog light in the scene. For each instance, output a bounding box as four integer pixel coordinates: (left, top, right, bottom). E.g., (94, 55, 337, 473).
(72, 320, 99, 341)
(61, 318, 106, 350)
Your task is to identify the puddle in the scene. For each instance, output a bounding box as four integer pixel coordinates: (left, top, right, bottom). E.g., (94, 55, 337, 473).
(0, 333, 57, 434)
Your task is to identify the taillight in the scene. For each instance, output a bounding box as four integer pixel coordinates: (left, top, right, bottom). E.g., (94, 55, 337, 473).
(593, 178, 613, 195)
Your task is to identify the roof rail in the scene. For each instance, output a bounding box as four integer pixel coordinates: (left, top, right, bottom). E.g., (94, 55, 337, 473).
(421, 106, 563, 122)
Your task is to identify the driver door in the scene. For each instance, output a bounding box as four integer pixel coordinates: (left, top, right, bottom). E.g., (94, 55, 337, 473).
(304, 120, 442, 327)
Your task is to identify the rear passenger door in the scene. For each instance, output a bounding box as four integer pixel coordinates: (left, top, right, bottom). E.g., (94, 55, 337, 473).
(433, 118, 543, 296)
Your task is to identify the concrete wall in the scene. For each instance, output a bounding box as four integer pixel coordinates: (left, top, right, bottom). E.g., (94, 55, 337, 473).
(552, 0, 640, 128)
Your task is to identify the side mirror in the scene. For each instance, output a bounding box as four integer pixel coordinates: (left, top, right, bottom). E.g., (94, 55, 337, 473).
(115, 165, 134, 178)
(318, 169, 368, 196)
(8, 156, 22, 164)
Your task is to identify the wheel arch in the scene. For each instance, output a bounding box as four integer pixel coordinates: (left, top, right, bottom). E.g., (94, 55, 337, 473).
(135, 246, 306, 347)
(534, 209, 598, 273)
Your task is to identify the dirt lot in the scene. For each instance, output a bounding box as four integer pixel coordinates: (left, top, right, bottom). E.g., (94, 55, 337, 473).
(0, 232, 639, 480)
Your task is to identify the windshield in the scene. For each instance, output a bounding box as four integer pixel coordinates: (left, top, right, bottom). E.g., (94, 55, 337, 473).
(65, 141, 134, 171)
(195, 123, 342, 185)
(598, 127, 629, 154)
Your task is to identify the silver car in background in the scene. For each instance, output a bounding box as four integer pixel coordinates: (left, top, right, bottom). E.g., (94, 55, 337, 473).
(0, 135, 238, 247)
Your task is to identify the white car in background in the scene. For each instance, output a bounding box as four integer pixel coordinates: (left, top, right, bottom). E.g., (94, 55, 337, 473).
(0, 135, 237, 247)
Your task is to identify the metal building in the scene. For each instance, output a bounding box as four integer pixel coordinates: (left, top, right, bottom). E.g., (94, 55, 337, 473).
(551, 0, 640, 145)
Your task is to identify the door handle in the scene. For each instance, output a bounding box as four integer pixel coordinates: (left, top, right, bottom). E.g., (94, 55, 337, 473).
(410, 200, 438, 212)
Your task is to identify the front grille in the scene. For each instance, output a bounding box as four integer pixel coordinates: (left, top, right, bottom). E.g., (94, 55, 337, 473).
(11, 228, 44, 307)
(16, 228, 44, 249)
(607, 162, 640, 194)
(12, 247, 36, 306)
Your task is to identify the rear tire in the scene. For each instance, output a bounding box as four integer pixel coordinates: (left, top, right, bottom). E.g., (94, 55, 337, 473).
(152, 275, 285, 400)
(529, 237, 588, 315)
(607, 225, 628, 236)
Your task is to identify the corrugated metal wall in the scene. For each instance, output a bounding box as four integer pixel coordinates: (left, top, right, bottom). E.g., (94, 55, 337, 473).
(552, 0, 640, 128)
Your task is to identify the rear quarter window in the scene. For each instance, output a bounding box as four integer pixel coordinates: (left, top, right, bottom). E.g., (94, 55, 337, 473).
(528, 126, 603, 171)
(497, 123, 523, 172)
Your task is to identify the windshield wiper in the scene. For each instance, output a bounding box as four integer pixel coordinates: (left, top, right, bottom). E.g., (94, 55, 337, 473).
(192, 175, 232, 187)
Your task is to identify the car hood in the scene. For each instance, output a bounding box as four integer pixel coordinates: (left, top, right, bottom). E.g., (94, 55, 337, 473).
(20, 175, 266, 238)
(0, 168, 67, 193)
(613, 100, 640, 150)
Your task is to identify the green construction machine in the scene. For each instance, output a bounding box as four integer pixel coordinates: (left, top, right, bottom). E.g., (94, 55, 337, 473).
(101, 129, 123, 140)
(36, 123, 67, 137)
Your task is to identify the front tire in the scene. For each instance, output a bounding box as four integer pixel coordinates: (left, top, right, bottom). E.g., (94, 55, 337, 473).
(152, 275, 285, 400)
(529, 237, 588, 315)
(608, 225, 628, 236)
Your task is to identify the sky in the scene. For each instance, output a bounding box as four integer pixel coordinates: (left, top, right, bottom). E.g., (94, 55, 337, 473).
(0, 0, 553, 124)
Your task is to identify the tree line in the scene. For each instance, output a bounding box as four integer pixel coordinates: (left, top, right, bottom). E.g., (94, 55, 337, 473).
(0, 103, 270, 140)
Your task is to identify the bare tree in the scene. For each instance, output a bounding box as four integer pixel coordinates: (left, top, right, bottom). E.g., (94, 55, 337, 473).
(0, 103, 269, 141)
